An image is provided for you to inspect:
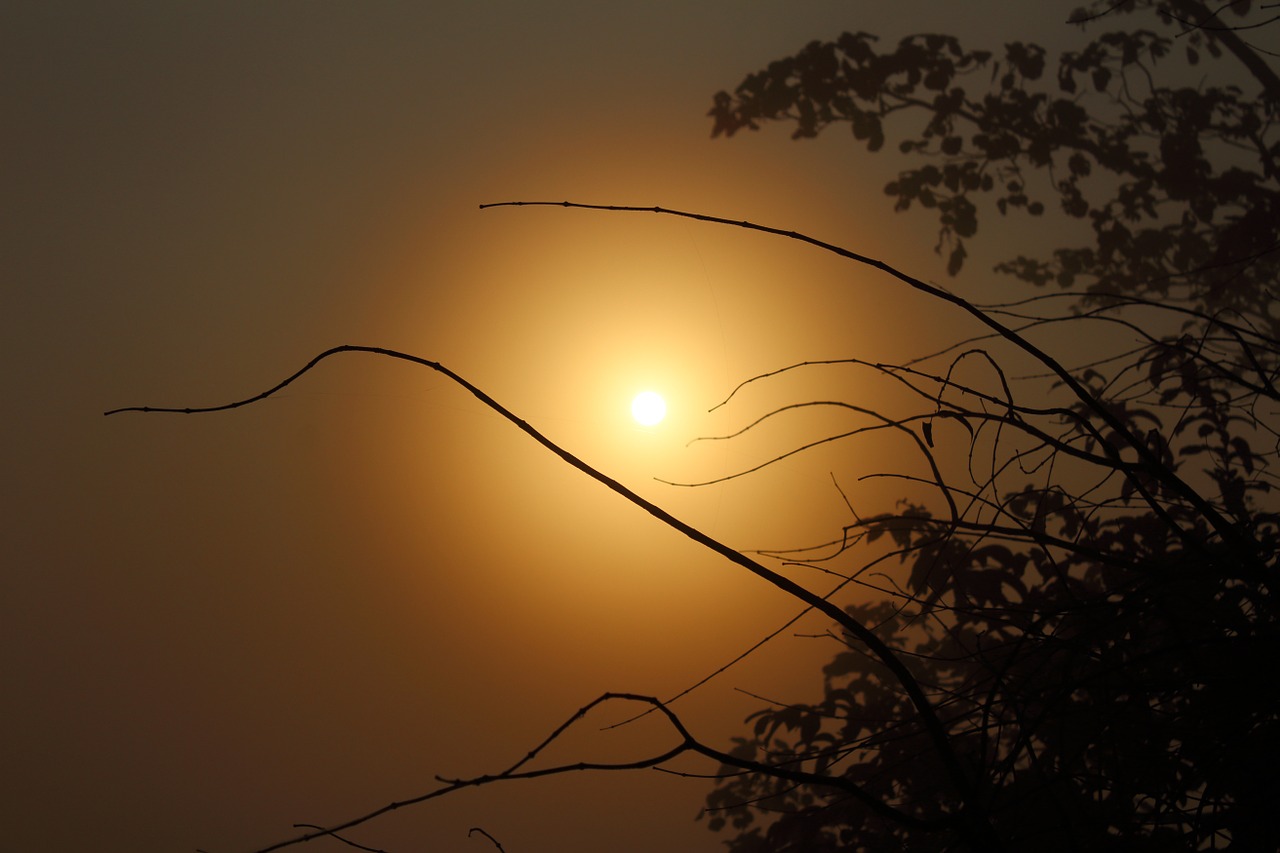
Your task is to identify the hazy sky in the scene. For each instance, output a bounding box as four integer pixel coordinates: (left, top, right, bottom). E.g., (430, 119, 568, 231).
(5, 3, 1103, 851)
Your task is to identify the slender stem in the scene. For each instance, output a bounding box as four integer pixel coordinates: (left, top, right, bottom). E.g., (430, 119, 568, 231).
(479, 201, 1255, 567)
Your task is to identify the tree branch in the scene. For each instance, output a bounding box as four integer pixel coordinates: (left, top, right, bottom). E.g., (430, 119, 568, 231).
(478, 201, 1259, 571)
(107, 345, 991, 843)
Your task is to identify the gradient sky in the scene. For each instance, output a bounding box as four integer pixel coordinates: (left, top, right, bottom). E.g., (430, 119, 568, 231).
(5, 3, 1100, 851)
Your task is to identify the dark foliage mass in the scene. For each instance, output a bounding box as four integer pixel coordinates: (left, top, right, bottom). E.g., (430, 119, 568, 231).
(702, 2, 1280, 850)
(709, 0, 1279, 323)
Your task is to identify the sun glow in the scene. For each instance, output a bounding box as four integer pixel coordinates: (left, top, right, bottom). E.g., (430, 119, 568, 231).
(630, 390, 667, 426)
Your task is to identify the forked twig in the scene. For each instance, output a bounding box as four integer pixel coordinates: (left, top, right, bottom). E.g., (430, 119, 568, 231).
(106, 344, 987, 842)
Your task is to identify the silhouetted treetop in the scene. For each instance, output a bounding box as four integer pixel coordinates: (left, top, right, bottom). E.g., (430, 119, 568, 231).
(701, 4, 1280, 851)
(709, 1, 1279, 328)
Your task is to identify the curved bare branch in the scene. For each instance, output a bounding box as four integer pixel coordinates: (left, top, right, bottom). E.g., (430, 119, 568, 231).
(106, 344, 995, 843)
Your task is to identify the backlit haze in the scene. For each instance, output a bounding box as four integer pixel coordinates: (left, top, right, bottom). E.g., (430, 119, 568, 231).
(4, 3, 1090, 851)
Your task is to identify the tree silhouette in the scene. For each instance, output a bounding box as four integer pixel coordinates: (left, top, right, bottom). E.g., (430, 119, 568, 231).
(106, 3, 1279, 851)
(700, 2, 1280, 850)
(709, 0, 1279, 325)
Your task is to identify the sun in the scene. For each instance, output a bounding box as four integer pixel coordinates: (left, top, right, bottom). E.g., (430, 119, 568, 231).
(631, 390, 667, 426)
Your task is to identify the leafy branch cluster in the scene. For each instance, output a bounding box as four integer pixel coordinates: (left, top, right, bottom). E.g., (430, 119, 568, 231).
(708, 0, 1279, 318)
(699, 287, 1278, 850)
(698, 3, 1280, 850)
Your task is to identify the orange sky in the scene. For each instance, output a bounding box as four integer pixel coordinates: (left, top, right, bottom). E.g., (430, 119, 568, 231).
(4, 3, 1093, 851)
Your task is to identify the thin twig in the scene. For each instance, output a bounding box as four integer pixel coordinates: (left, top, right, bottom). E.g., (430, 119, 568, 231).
(107, 345, 985, 842)
(468, 827, 506, 852)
